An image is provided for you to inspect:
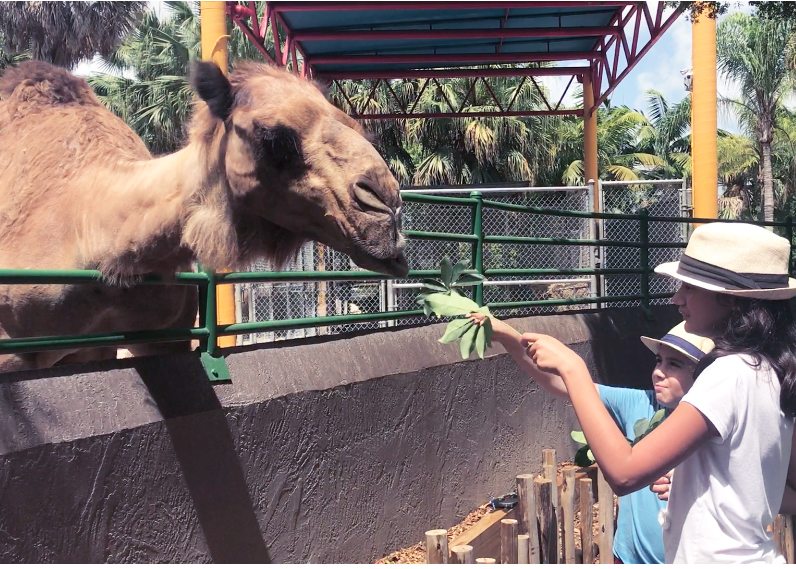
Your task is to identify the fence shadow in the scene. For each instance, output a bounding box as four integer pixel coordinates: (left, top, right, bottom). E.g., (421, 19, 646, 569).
(582, 305, 680, 389)
(133, 354, 270, 563)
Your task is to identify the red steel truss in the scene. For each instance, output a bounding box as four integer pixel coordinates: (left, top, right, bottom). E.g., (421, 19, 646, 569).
(226, 1, 684, 120)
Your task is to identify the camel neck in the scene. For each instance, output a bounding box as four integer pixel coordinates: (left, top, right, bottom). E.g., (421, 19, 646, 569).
(85, 141, 222, 277)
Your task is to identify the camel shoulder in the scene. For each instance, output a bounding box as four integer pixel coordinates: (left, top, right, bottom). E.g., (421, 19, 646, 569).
(0, 60, 101, 108)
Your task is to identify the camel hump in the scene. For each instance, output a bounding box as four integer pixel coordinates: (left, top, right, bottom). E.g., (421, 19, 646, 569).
(0, 60, 100, 107)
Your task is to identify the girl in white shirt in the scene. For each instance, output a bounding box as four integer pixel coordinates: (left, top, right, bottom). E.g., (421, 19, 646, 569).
(521, 222, 796, 563)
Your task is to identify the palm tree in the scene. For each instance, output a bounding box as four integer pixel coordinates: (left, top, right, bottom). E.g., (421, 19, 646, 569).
(0, 29, 29, 72)
(717, 12, 794, 224)
(409, 73, 559, 186)
(555, 95, 663, 185)
(88, 1, 268, 155)
(639, 90, 692, 180)
(0, 2, 146, 68)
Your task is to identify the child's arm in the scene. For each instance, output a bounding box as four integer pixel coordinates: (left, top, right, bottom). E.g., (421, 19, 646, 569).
(469, 313, 585, 400)
(523, 332, 716, 496)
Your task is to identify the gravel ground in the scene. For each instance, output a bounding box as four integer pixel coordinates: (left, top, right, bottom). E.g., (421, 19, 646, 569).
(375, 463, 614, 564)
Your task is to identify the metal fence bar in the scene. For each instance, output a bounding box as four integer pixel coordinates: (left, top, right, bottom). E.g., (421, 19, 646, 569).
(6, 181, 796, 362)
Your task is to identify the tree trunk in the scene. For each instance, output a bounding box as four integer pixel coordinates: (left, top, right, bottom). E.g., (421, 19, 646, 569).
(761, 139, 775, 230)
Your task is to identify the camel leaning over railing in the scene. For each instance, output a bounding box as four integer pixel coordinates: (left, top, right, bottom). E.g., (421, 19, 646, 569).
(0, 59, 408, 371)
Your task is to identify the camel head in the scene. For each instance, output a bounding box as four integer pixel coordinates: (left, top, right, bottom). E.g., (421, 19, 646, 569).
(188, 60, 408, 277)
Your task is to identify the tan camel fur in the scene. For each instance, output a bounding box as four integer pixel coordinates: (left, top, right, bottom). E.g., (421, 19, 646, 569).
(0, 60, 408, 371)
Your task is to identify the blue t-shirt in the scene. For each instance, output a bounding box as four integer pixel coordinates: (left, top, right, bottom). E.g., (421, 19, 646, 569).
(596, 384, 668, 564)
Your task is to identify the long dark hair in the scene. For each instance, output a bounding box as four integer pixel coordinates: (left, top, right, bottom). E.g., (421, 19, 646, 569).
(693, 297, 796, 418)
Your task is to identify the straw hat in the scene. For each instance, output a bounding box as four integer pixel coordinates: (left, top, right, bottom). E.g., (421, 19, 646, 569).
(655, 222, 796, 300)
(640, 321, 714, 363)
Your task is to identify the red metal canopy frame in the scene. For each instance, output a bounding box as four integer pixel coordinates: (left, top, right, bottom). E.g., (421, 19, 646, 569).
(226, 1, 684, 120)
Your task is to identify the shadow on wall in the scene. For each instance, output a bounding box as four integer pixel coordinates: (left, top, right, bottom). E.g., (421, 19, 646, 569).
(582, 305, 681, 389)
(132, 357, 271, 564)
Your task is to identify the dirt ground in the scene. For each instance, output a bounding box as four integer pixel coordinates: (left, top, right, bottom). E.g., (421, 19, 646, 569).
(375, 462, 612, 564)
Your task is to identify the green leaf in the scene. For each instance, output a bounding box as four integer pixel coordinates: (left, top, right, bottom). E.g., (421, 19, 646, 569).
(633, 418, 650, 439)
(649, 408, 666, 429)
(421, 280, 449, 293)
(422, 291, 481, 317)
(451, 259, 470, 285)
(440, 257, 454, 288)
(453, 272, 486, 287)
(482, 315, 493, 348)
(571, 430, 587, 445)
(439, 319, 474, 344)
(459, 321, 478, 359)
(475, 325, 486, 359)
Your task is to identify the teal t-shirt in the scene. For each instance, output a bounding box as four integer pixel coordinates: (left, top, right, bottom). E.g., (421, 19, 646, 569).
(597, 384, 668, 564)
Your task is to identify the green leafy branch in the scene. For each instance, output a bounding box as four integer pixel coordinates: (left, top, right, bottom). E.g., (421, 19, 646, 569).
(570, 408, 666, 467)
(415, 257, 496, 359)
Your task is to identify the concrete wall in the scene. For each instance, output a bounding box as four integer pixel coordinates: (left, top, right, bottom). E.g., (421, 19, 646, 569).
(0, 306, 679, 563)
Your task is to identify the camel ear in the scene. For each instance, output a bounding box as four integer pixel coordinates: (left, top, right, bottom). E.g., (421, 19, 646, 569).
(191, 60, 233, 121)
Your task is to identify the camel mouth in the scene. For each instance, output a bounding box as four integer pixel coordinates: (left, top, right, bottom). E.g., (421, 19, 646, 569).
(351, 249, 409, 278)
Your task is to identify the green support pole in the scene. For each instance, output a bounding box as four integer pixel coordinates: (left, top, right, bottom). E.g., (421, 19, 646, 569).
(639, 209, 653, 321)
(471, 191, 484, 306)
(198, 268, 230, 383)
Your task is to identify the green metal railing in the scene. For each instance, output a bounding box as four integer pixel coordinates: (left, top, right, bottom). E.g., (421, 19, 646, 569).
(0, 191, 793, 382)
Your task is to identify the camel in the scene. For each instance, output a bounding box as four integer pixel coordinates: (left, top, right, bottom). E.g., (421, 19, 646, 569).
(0, 60, 408, 371)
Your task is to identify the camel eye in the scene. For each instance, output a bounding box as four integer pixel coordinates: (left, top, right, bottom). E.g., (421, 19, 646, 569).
(255, 124, 302, 168)
(353, 180, 390, 214)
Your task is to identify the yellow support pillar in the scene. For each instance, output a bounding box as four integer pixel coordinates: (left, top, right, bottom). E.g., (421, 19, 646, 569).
(583, 71, 599, 211)
(200, 1, 235, 348)
(691, 7, 718, 220)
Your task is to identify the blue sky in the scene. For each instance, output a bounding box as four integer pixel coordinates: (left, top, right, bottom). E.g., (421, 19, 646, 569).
(604, 1, 752, 133)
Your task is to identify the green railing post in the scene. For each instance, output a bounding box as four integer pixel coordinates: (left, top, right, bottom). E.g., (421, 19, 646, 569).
(471, 191, 484, 306)
(787, 216, 794, 275)
(197, 268, 230, 382)
(639, 208, 653, 321)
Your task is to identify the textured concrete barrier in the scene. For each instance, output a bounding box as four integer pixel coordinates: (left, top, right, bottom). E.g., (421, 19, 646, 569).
(0, 306, 678, 562)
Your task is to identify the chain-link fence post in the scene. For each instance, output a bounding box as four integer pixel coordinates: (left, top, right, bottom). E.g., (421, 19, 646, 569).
(639, 208, 653, 321)
(787, 216, 794, 275)
(470, 191, 484, 306)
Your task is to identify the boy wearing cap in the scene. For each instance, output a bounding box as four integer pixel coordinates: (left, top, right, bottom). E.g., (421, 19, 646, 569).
(469, 314, 713, 564)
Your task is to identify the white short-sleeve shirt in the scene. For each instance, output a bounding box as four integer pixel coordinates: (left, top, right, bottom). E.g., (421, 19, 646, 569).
(663, 354, 794, 563)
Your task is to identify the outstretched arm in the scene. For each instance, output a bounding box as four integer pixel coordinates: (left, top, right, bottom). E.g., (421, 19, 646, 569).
(523, 332, 715, 495)
(470, 313, 584, 399)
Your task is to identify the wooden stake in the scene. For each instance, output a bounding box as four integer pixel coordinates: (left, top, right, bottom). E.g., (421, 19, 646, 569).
(501, 519, 519, 564)
(543, 449, 558, 509)
(450, 545, 474, 564)
(597, 467, 614, 564)
(784, 515, 796, 564)
(580, 477, 594, 565)
(516, 473, 539, 563)
(543, 448, 561, 563)
(475, 558, 496, 564)
(561, 466, 577, 564)
(426, 529, 449, 564)
(535, 476, 557, 564)
(518, 534, 530, 564)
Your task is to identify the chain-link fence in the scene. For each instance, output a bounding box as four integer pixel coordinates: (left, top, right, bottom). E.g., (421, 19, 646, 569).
(390, 186, 593, 323)
(599, 180, 689, 308)
(236, 181, 687, 346)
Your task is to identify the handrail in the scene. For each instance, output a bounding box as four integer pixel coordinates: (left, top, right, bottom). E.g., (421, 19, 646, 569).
(0, 187, 793, 383)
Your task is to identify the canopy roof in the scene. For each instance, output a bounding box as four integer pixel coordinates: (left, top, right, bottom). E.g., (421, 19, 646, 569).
(227, 1, 683, 118)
